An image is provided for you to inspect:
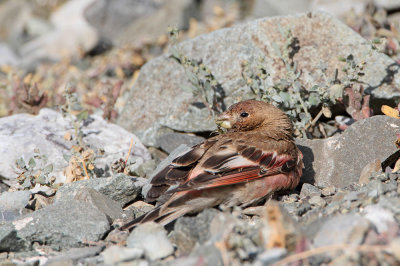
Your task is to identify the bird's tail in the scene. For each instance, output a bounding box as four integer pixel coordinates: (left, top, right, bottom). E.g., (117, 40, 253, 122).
(120, 205, 189, 231)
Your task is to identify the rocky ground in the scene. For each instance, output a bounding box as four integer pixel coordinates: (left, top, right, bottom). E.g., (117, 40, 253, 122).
(2, 0, 400, 265)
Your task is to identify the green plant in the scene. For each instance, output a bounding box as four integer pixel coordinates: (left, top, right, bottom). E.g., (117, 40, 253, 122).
(168, 26, 225, 117)
(61, 88, 98, 182)
(15, 149, 56, 190)
(339, 54, 372, 121)
(242, 28, 342, 137)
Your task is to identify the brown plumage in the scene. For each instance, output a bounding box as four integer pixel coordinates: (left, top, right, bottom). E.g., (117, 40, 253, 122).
(121, 100, 303, 230)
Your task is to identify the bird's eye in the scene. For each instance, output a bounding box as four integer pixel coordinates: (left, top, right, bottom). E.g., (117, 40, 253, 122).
(240, 112, 249, 118)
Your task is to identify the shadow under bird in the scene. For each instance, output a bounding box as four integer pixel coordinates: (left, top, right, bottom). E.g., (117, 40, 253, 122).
(121, 100, 303, 230)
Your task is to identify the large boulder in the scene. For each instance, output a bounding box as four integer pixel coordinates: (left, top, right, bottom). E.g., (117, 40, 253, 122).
(118, 12, 400, 146)
(298, 115, 400, 187)
(0, 108, 150, 188)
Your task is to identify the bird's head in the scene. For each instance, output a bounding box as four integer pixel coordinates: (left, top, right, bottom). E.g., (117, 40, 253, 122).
(215, 100, 293, 135)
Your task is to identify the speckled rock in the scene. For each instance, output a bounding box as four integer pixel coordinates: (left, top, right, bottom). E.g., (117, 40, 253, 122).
(0, 108, 150, 188)
(0, 200, 110, 252)
(297, 115, 400, 187)
(118, 12, 400, 145)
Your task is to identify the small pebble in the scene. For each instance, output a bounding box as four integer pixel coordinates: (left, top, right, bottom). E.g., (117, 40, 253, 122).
(308, 196, 326, 207)
(321, 185, 336, 197)
(296, 203, 311, 216)
(300, 184, 321, 198)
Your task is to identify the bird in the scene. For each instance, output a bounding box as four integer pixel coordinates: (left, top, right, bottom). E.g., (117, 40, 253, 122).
(121, 100, 303, 230)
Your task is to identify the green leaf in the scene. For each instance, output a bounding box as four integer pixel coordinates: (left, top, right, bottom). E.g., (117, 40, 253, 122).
(272, 95, 283, 103)
(76, 110, 88, 121)
(63, 153, 71, 162)
(186, 71, 199, 85)
(279, 91, 291, 103)
(299, 112, 310, 123)
(15, 158, 26, 169)
(43, 164, 53, 174)
(22, 178, 32, 189)
(308, 92, 321, 106)
(28, 158, 36, 169)
(329, 84, 344, 101)
(180, 85, 196, 93)
(36, 175, 46, 185)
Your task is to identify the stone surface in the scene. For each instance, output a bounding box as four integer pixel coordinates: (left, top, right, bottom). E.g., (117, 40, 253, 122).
(362, 204, 397, 234)
(127, 222, 174, 261)
(74, 188, 123, 221)
(0, 200, 110, 252)
(254, 248, 288, 266)
(101, 245, 143, 265)
(252, 0, 310, 18)
(310, 0, 369, 18)
(19, 0, 98, 69)
(85, 0, 195, 46)
(45, 246, 103, 265)
(55, 174, 146, 207)
(169, 208, 219, 256)
(308, 196, 326, 207)
(359, 160, 382, 185)
(313, 214, 371, 247)
(300, 183, 321, 198)
(321, 185, 336, 196)
(118, 12, 400, 145)
(0, 108, 150, 187)
(156, 132, 205, 154)
(0, 191, 30, 212)
(0, 43, 19, 66)
(297, 115, 400, 187)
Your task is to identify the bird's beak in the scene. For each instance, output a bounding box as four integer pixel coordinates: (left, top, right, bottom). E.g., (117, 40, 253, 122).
(215, 113, 232, 129)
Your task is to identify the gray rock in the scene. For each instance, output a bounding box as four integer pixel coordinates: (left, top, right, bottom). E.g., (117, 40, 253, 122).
(0, 200, 110, 252)
(134, 159, 157, 178)
(378, 196, 400, 215)
(374, 0, 400, 10)
(19, 0, 98, 69)
(321, 185, 336, 196)
(362, 204, 397, 234)
(0, 43, 19, 66)
(0, 210, 20, 224)
(45, 246, 103, 265)
(156, 133, 204, 154)
(313, 214, 371, 247)
(359, 160, 382, 185)
(0, 191, 30, 212)
(251, 0, 310, 18)
(101, 245, 143, 265)
(127, 222, 174, 261)
(169, 208, 219, 256)
(298, 115, 400, 187)
(55, 174, 146, 207)
(74, 188, 123, 221)
(118, 12, 400, 145)
(344, 191, 364, 202)
(310, 0, 368, 18)
(123, 201, 155, 221)
(308, 196, 326, 207)
(300, 183, 321, 198)
(85, 0, 196, 46)
(142, 144, 191, 199)
(0, 108, 150, 189)
(254, 248, 287, 266)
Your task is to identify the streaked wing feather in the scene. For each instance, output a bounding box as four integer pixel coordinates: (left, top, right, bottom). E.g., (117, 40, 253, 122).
(170, 141, 296, 192)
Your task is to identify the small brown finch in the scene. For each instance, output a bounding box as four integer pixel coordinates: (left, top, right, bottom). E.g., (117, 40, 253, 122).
(121, 100, 303, 230)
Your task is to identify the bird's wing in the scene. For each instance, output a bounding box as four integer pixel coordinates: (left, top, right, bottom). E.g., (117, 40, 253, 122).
(167, 136, 300, 193)
(145, 138, 218, 201)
